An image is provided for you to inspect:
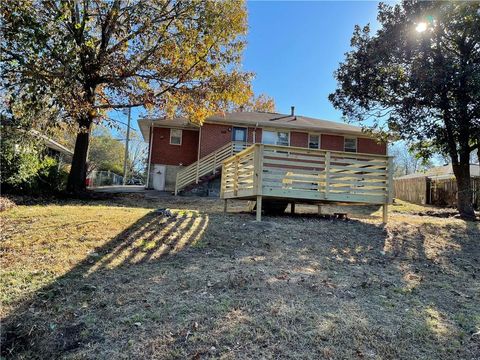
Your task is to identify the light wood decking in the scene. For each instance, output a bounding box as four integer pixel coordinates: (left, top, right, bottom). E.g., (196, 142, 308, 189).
(220, 144, 394, 222)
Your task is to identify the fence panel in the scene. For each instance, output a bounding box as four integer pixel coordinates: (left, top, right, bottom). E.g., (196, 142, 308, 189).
(393, 177, 428, 204)
(394, 176, 480, 209)
(430, 177, 480, 209)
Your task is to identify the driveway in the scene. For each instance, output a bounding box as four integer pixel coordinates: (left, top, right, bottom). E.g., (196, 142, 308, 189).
(90, 185, 146, 193)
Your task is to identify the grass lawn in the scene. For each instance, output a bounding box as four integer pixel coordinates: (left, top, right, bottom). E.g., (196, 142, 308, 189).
(1, 195, 479, 359)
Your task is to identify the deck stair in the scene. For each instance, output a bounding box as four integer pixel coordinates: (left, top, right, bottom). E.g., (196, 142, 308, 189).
(175, 141, 250, 195)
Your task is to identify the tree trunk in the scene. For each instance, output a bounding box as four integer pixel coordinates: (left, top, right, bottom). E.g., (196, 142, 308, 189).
(452, 163, 475, 219)
(67, 119, 93, 194)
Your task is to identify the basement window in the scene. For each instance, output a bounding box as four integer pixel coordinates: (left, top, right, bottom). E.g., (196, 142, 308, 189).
(170, 129, 182, 145)
(344, 137, 357, 152)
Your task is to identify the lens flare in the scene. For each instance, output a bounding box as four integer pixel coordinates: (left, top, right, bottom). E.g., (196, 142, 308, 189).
(416, 22, 427, 33)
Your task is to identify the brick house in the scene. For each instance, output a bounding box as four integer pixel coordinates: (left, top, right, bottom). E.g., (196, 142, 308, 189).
(138, 110, 387, 193)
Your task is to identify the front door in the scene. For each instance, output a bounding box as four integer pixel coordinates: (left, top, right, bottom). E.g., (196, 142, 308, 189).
(232, 127, 247, 152)
(152, 164, 166, 191)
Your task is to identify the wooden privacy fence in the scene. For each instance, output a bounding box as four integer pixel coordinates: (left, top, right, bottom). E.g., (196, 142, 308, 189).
(393, 177, 428, 204)
(394, 176, 480, 209)
(430, 177, 480, 208)
(221, 143, 394, 221)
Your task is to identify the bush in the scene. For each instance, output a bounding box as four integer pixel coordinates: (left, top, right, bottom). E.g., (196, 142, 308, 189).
(1, 127, 69, 194)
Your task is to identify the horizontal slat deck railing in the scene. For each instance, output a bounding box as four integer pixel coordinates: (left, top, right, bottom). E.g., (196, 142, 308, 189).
(221, 144, 394, 218)
(175, 141, 250, 194)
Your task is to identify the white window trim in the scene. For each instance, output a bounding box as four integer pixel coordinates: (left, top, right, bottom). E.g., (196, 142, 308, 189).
(344, 136, 358, 152)
(170, 129, 182, 145)
(308, 133, 321, 149)
(262, 128, 290, 146)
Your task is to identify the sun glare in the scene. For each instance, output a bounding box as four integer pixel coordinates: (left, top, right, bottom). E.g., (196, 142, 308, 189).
(416, 22, 427, 33)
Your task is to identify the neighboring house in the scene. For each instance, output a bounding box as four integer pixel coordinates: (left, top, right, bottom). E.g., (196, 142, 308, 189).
(394, 164, 480, 208)
(28, 129, 74, 162)
(139, 110, 387, 194)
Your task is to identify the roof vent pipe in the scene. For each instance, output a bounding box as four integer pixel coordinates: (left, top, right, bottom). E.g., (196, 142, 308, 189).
(291, 106, 295, 116)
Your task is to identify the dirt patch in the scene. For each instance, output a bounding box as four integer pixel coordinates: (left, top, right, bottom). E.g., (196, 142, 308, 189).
(413, 209, 479, 220)
(1, 195, 479, 359)
(0, 197, 16, 212)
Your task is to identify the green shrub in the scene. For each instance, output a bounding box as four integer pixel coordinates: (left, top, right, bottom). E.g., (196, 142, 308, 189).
(1, 127, 69, 194)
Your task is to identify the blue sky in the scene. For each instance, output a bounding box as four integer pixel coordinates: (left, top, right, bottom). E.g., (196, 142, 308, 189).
(244, 1, 382, 120)
(114, 1, 384, 140)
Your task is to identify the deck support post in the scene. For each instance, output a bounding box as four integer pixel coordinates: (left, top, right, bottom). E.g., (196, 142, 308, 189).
(256, 195, 262, 221)
(317, 205, 322, 215)
(382, 204, 388, 224)
(223, 199, 227, 213)
(291, 202, 295, 214)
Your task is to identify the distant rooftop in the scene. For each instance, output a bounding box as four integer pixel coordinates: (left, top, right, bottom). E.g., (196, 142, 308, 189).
(396, 164, 480, 180)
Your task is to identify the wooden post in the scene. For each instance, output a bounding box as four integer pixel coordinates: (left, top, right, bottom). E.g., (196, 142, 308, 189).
(256, 195, 262, 221)
(196, 127, 202, 183)
(213, 151, 217, 175)
(317, 205, 322, 215)
(174, 171, 179, 195)
(291, 202, 295, 214)
(195, 161, 200, 184)
(382, 204, 388, 224)
(387, 156, 394, 204)
(233, 156, 239, 196)
(254, 144, 264, 195)
(220, 164, 225, 199)
(223, 199, 227, 213)
(325, 151, 331, 199)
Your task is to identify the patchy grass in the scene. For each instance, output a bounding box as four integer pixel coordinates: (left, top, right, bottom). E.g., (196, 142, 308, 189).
(1, 195, 479, 359)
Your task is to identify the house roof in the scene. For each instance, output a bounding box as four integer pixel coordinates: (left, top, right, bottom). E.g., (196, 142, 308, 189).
(138, 117, 199, 141)
(30, 130, 74, 156)
(396, 164, 480, 180)
(138, 111, 365, 141)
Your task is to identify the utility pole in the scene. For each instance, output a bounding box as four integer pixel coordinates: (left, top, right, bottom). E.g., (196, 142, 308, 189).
(122, 108, 131, 185)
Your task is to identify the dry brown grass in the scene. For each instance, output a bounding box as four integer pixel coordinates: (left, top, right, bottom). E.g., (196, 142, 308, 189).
(1, 195, 479, 359)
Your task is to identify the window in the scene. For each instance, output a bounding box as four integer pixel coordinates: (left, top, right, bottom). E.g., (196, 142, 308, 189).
(232, 127, 247, 142)
(344, 137, 357, 152)
(309, 134, 320, 149)
(277, 131, 289, 146)
(263, 130, 289, 146)
(170, 129, 182, 145)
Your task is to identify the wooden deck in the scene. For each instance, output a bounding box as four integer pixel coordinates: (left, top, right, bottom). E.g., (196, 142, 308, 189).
(220, 144, 394, 222)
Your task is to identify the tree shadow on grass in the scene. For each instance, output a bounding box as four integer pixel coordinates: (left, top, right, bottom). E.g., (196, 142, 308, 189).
(1, 209, 210, 359)
(2, 202, 479, 359)
(324, 219, 480, 357)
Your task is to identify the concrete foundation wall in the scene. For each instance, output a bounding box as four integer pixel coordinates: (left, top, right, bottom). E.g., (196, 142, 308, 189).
(165, 165, 180, 192)
(148, 164, 181, 192)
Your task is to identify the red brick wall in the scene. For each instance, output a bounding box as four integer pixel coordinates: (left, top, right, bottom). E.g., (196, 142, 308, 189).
(161, 121, 388, 161)
(199, 123, 232, 157)
(358, 137, 387, 155)
(150, 127, 199, 166)
(247, 127, 262, 143)
(290, 131, 308, 147)
(319, 134, 386, 154)
(321, 134, 344, 151)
